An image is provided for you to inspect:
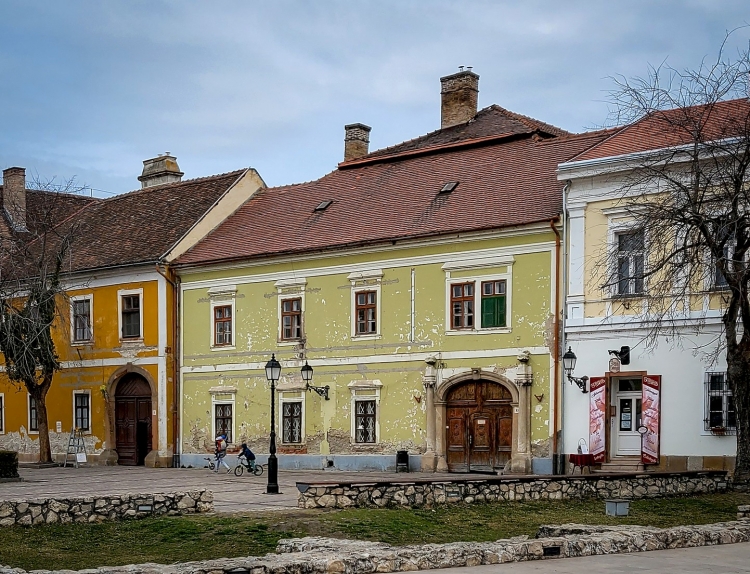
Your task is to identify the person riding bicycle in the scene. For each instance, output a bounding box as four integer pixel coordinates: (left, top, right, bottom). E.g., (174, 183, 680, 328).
(238, 442, 256, 470)
(214, 434, 231, 473)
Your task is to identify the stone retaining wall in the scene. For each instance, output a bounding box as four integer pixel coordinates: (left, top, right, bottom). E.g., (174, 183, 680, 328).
(739, 505, 750, 520)
(297, 471, 729, 508)
(2, 518, 749, 573)
(0, 489, 213, 527)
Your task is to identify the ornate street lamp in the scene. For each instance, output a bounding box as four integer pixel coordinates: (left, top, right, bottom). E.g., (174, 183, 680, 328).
(562, 347, 589, 393)
(302, 361, 329, 400)
(265, 354, 281, 494)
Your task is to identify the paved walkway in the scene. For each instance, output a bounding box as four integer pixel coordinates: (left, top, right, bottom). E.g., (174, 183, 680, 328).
(438, 543, 750, 573)
(3, 465, 490, 513)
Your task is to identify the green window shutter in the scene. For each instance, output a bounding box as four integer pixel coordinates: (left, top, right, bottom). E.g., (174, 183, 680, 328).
(496, 296, 506, 327)
(481, 296, 507, 328)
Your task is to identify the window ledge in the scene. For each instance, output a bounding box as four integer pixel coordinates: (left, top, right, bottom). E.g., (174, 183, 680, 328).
(119, 338, 144, 345)
(351, 334, 382, 341)
(210, 345, 236, 352)
(277, 340, 303, 347)
(71, 340, 94, 347)
(446, 328, 511, 336)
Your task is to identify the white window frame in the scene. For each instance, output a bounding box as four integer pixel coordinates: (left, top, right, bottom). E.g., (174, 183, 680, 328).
(348, 379, 382, 445)
(72, 390, 92, 434)
(0, 392, 5, 434)
(443, 269, 513, 335)
(27, 394, 39, 435)
(703, 371, 736, 434)
(117, 288, 144, 342)
(349, 269, 383, 340)
(209, 386, 236, 445)
(614, 228, 646, 296)
(70, 294, 94, 345)
(279, 392, 305, 445)
(275, 277, 306, 346)
(604, 211, 648, 299)
(208, 285, 237, 351)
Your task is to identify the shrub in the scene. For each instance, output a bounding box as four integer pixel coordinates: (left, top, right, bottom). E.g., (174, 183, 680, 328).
(0, 450, 19, 479)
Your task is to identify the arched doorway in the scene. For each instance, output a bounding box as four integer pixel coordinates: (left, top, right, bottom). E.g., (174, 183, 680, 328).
(115, 374, 152, 466)
(446, 380, 513, 472)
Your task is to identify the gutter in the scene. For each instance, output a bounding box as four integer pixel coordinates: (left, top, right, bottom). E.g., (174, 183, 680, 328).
(549, 217, 562, 474)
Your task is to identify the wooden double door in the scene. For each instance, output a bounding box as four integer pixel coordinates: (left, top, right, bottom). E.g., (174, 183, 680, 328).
(446, 381, 513, 473)
(114, 375, 152, 466)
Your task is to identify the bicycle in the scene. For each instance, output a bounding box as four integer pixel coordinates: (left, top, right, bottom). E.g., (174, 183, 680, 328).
(233, 455, 264, 476)
(203, 456, 216, 471)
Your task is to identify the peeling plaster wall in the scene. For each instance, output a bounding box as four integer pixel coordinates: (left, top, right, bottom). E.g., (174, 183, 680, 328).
(180, 233, 559, 470)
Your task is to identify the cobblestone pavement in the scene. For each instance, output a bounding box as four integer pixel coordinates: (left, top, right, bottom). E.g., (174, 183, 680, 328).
(2, 465, 490, 513)
(438, 542, 750, 573)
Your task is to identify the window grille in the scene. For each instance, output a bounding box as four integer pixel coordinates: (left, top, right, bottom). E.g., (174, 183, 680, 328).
(29, 396, 38, 432)
(73, 299, 92, 341)
(355, 400, 376, 443)
(704, 372, 736, 434)
(74, 393, 90, 431)
(282, 401, 302, 443)
(215, 404, 233, 443)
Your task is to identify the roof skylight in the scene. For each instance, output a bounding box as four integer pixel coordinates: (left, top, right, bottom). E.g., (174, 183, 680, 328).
(315, 200, 333, 211)
(439, 181, 459, 194)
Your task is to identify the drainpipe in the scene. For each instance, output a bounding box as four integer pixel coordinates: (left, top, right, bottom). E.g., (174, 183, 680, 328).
(557, 180, 572, 474)
(155, 263, 181, 468)
(550, 216, 562, 475)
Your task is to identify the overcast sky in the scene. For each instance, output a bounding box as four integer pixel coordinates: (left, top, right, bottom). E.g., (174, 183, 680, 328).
(0, 1, 748, 197)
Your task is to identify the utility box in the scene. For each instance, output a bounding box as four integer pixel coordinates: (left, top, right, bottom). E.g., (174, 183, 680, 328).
(396, 450, 409, 472)
(605, 499, 630, 516)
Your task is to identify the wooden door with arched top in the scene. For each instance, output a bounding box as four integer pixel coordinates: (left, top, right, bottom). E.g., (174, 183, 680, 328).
(115, 374, 152, 466)
(446, 381, 513, 472)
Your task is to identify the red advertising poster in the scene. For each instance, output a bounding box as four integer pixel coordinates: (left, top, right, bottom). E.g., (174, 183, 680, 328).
(641, 375, 661, 464)
(589, 377, 607, 463)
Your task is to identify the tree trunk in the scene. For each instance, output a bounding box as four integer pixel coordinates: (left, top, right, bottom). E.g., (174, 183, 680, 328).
(29, 373, 53, 464)
(727, 347, 750, 482)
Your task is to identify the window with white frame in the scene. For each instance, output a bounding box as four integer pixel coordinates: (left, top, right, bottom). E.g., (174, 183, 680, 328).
(451, 282, 475, 329)
(349, 380, 381, 445)
(348, 270, 383, 339)
(282, 401, 303, 443)
(616, 230, 645, 295)
(71, 296, 93, 343)
(213, 304, 233, 346)
(481, 280, 506, 328)
(74, 391, 90, 432)
(118, 289, 143, 340)
(704, 372, 736, 433)
(713, 227, 735, 290)
(214, 403, 233, 443)
(354, 400, 377, 443)
(0, 393, 4, 433)
(28, 395, 38, 432)
(280, 297, 303, 341)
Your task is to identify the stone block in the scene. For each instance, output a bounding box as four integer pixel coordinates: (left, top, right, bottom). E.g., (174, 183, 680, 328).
(666, 456, 688, 472)
(702, 456, 725, 471)
(687, 456, 703, 471)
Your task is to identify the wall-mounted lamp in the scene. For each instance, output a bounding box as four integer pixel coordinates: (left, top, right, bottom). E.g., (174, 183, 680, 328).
(607, 346, 630, 365)
(301, 361, 329, 400)
(562, 347, 589, 393)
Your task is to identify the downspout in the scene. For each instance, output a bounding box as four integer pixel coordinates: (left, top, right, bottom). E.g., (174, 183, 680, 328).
(155, 263, 181, 467)
(559, 180, 572, 473)
(550, 218, 562, 474)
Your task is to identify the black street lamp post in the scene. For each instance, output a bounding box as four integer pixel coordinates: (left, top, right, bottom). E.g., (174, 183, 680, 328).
(265, 354, 281, 494)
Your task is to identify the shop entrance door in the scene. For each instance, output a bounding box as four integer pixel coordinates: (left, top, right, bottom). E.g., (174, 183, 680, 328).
(612, 378, 642, 456)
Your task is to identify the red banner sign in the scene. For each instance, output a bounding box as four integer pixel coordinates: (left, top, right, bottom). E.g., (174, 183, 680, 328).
(589, 377, 607, 463)
(641, 375, 661, 464)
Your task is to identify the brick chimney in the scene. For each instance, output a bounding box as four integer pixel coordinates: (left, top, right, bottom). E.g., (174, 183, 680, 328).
(344, 123, 371, 161)
(2, 167, 27, 230)
(440, 68, 479, 129)
(138, 152, 184, 188)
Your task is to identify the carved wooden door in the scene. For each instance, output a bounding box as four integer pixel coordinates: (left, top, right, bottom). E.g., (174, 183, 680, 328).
(115, 375, 152, 466)
(468, 413, 492, 471)
(115, 398, 137, 466)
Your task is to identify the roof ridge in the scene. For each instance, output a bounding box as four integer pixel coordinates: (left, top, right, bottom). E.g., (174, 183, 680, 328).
(487, 104, 570, 136)
(104, 168, 247, 202)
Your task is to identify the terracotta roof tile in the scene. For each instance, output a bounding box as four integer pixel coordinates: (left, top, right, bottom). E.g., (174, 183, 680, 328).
(571, 98, 750, 162)
(177, 128, 609, 267)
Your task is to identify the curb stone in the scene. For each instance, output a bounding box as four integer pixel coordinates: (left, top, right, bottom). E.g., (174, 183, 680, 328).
(1, 519, 749, 574)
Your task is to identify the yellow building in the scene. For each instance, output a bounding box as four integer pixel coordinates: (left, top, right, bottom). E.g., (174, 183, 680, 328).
(0, 159, 264, 465)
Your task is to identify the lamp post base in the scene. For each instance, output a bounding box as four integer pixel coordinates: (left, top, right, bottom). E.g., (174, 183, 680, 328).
(266, 453, 280, 494)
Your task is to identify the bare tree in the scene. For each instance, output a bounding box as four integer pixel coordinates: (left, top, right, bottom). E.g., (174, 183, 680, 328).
(0, 175, 90, 463)
(598, 32, 750, 480)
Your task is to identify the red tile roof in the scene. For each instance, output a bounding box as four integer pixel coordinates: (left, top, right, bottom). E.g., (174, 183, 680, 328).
(570, 98, 750, 162)
(3, 170, 247, 276)
(176, 125, 610, 267)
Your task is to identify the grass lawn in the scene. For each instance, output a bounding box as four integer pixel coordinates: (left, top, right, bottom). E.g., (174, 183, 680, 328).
(1, 492, 749, 571)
